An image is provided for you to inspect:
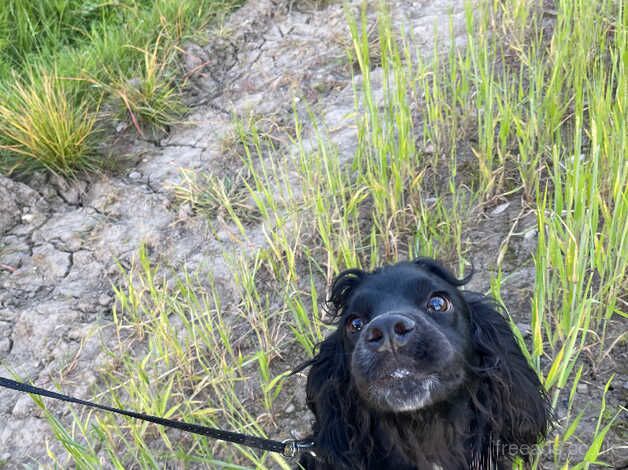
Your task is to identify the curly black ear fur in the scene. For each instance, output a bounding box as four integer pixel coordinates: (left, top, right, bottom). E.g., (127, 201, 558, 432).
(297, 268, 374, 469)
(465, 293, 551, 454)
(325, 268, 367, 321)
(299, 332, 380, 469)
(299, 330, 357, 468)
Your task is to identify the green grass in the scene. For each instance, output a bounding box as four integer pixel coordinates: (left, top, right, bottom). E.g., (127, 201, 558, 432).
(29, 0, 627, 468)
(0, 70, 98, 177)
(0, 0, 243, 177)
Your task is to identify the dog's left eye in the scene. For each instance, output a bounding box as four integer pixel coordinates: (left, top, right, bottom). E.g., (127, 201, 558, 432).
(427, 294, 452, 313)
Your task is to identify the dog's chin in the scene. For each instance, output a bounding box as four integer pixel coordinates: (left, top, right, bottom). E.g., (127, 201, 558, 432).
(359, 371, 442, 413)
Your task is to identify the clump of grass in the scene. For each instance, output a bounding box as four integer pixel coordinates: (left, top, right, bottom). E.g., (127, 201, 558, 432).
(191, 0, 626, 465)
(176, 167, 260, 232)
(102, 38, 185, 136)
(0, 0, 244, 177)
(0, 70, 98, 177)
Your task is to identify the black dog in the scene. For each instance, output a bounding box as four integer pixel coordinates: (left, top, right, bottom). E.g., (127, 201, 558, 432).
(296, 258, 550, 469)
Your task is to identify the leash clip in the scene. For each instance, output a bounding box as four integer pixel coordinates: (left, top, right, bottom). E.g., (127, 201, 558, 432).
(282, 439, 316, 458)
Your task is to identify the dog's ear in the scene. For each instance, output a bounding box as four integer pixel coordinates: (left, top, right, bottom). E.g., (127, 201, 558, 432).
(325, 268, 366, 320)
(294, 269, 370, 468)
(303, 329, 363, 468)
(465, 293, 550, 447)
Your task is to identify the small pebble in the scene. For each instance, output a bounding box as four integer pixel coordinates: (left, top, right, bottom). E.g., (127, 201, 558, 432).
(285, 403, 296, 414)
(129, 171, 142, 180)
(491, 202, 510, 216)
(576, 383, 588, 394)
(98, 293, 113, 306)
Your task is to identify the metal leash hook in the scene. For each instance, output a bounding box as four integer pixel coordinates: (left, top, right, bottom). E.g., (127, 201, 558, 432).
(282, 438, 317, 458)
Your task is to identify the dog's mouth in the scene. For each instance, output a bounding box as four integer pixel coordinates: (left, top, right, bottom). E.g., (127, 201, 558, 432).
(353, 354, 468, 412)
(371, 366, 424, 383)
(351, 359, 438, 411)
(389, 368, 412, 379)
(363, 371, 441, 412)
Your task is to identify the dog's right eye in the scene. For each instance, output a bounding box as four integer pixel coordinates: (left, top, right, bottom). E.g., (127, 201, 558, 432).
(346, 315, 365, 333)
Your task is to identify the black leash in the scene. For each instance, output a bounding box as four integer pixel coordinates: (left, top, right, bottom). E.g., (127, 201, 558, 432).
(0, 376, 315, 458)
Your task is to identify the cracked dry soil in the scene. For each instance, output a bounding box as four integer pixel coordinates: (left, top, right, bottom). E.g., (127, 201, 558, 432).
(1, 0, 626, 468)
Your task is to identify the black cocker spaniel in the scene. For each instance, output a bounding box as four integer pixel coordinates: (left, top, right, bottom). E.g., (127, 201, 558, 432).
(296, 258, 550, 470)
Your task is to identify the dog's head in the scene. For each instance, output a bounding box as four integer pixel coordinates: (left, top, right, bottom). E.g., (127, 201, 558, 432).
(299, 258, 550, 468)
(334, 259, 473, 412)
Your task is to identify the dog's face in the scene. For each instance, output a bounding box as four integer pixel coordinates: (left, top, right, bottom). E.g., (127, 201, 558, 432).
(339, 262, 473, 412)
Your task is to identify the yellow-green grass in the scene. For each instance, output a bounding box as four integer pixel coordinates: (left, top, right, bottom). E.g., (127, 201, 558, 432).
(0, 0, 243, 177)
(36, 0, 626, 468)
(0, 71, 98, 177)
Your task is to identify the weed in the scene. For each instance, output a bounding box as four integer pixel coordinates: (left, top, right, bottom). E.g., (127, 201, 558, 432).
(0, 70, 98, 177)
(104, 42, 185, 135)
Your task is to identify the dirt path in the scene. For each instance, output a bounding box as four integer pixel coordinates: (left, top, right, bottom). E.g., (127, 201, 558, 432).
(0, 0, 516, 466)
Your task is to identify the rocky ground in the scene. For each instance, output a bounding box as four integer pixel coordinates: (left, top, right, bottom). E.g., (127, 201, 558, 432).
(0, 0, 625, 468)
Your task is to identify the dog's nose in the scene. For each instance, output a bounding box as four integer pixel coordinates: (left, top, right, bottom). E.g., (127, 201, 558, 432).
(364, 314, 416, 352)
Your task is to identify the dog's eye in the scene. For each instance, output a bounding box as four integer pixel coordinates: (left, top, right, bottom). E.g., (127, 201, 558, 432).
(427, 294, 452, 313)
(346, 315, 365, 333)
